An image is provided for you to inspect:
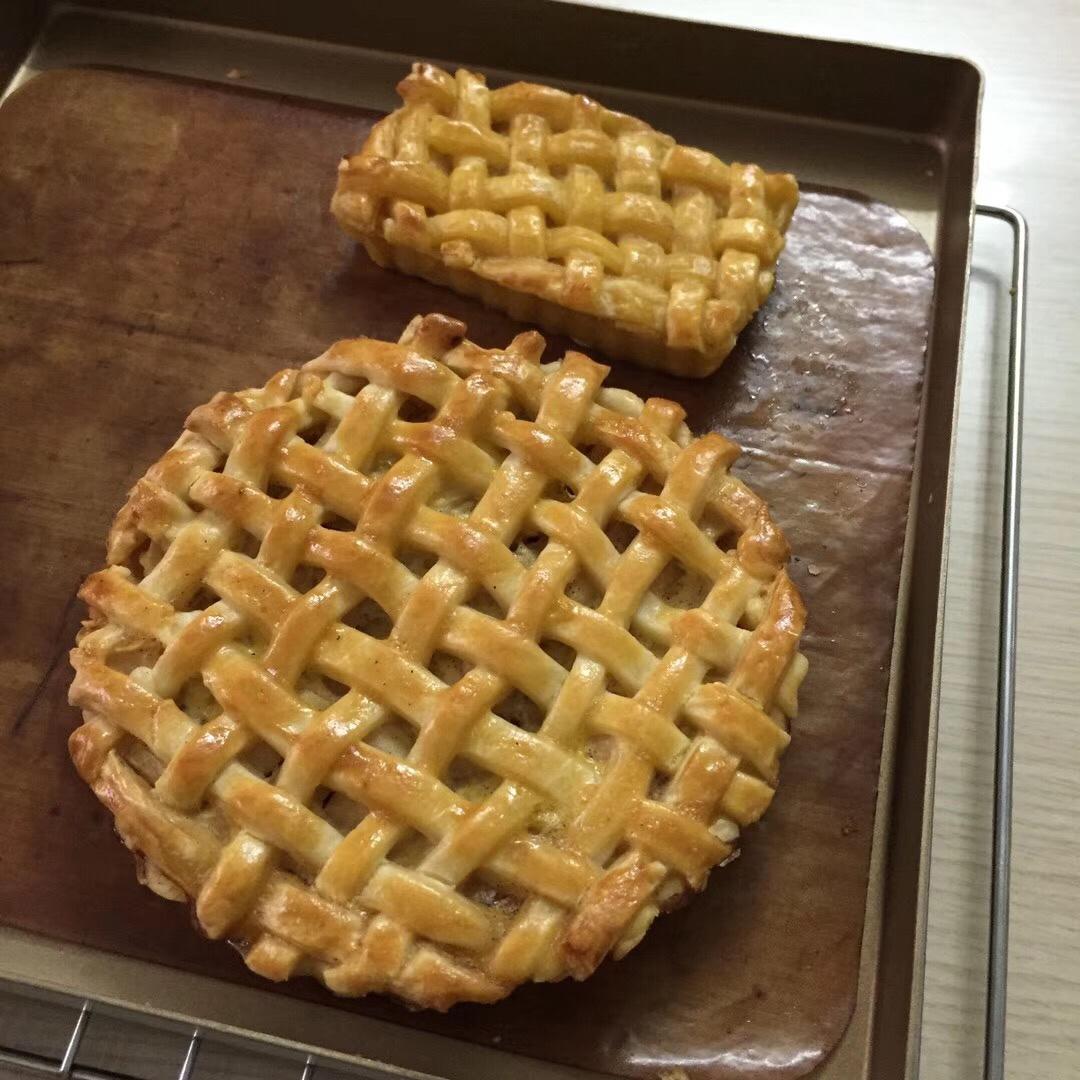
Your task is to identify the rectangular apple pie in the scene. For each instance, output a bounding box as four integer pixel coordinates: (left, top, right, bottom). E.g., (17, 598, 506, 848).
(331, 64, 798, 378)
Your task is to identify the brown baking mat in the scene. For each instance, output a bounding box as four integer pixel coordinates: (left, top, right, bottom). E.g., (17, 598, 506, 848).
(0, 69, 933, 1079)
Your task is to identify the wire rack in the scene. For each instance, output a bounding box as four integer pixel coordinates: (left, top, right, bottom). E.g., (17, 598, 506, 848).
(0, 212, 1028, 1080)
(0, 980, 380, 1080)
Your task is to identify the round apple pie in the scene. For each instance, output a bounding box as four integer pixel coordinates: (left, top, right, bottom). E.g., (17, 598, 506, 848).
(69, 314, 807, 1009)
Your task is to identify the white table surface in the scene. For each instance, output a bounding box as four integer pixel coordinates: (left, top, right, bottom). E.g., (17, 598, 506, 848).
(3, 1, 1078, 1078)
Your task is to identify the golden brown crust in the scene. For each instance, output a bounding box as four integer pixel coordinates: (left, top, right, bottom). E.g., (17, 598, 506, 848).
(68, 314, 807, 1009)
(332, 64, 798, 378)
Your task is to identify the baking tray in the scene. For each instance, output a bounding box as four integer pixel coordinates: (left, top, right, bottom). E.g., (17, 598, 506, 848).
(0, 2, 994, 1078)
(0, 56, 936, 1077)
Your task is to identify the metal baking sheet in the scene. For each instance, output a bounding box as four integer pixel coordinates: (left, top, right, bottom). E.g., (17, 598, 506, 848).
(0, 3, 980, 1078)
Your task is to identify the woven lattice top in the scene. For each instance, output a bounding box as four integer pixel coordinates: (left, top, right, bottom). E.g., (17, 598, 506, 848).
(69, 315, 807, 1009)
(332, 64, 799, 378)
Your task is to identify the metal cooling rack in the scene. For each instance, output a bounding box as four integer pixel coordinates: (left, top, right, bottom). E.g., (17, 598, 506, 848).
(978, 203, 1027, 1080)
(0, 213, 1029, 1080)
(0, 980, 374, 1080)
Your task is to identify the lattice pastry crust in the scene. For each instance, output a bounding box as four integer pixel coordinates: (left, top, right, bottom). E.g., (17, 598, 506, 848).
(332, 64, 799, 379)
(69, 315, 807, 1009)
